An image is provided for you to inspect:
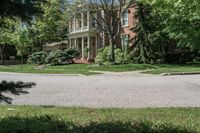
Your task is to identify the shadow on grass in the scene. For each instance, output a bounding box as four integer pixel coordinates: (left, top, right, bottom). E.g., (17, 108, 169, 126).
(0, 80, 36, 104)
(0, 115, 196, 133)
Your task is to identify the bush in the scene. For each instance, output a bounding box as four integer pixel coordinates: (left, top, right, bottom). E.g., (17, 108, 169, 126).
(28, 49, 80, 66)
(64, 49, 80, 59)
(95, 47, 132, 65)
(45, 50, 67, 66)
(28, 52, 47, 65)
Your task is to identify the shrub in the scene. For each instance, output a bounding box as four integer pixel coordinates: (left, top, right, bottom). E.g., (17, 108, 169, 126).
(28, 49, 80, 66)
(45, 50, 67, 66)
(45, 49, 80, 66)
(28, 51, 47, 65)
(95, 48, 104, 65)
(64, 49, 80, 58)
(95, 47, 132, 65)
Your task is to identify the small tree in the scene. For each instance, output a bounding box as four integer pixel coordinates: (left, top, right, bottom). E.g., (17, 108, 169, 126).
(0, 19, 17, 65)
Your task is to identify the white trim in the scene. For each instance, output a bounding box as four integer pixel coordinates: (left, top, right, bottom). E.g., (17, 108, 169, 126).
(121, 11, 129, 27)
(81, 37, 84, 59)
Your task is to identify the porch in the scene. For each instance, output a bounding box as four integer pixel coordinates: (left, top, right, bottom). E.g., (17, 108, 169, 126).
(68, 33, 98, 61)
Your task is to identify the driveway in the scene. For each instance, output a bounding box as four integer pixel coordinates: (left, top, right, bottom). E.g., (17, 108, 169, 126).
(0, 72, 200, 108)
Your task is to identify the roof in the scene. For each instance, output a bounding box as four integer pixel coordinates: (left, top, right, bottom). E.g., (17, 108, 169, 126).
(43, 41, 68, 47)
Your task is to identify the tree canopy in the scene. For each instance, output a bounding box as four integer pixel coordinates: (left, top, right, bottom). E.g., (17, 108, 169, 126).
(139, 0, 200, 50)
(0, 0, 45, 20)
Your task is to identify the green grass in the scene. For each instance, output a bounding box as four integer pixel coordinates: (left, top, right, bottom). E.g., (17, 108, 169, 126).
(144, 64, 200, 74)
(0, 64, 199, 75)
(0, 64, 156, 75)
(0, 106, 199, 133)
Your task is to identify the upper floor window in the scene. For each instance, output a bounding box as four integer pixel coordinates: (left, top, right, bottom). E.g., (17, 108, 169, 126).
(91, 17, 97, 27)
(122, 11, 128, 26)
(77, 14, 81, 28)
(83, 13, 88, 26)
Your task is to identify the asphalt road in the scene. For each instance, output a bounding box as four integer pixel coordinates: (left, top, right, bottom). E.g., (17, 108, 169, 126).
(0, 72, 200, 108)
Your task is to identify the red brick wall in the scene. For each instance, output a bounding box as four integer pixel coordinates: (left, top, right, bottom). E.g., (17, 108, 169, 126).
(119, 7, 137, 47)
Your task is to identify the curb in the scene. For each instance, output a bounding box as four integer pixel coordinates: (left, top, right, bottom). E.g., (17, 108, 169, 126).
(0, 72, 86, 77)
(160, 72, 200, 76)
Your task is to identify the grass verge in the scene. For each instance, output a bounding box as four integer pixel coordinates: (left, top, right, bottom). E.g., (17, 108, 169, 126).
(0, 64, 199, 75)
(0, 105, 199, 133)
(0, 64, 156, 75)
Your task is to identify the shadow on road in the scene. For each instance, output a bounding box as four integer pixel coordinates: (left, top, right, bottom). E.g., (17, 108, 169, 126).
(0, 80, 36, 104)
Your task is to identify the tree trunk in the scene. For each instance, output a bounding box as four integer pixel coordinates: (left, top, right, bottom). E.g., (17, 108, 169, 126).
(21, 55, 24, 70)
(108, 35, 115, 64)
(0, 45, 5, 65)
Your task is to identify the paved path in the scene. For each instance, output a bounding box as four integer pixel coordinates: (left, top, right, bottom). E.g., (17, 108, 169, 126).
(0, 72, 200, 108)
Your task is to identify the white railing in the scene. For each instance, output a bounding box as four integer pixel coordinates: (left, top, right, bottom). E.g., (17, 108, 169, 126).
(69, 26, 88, 33)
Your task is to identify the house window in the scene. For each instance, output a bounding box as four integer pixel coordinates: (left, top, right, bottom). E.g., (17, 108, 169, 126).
(91, 17, 97, 27)
(121, 34, 129, 52)
(83, 13, 87, 26)
(77, 14, 81, 28)
(122, 11, 128, 26)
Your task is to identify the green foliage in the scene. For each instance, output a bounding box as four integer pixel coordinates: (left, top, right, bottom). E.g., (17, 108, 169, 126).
(138, 0, 200, 50)
(45, 50, 67, 66)
(132, 2, 168, 64)
(28, 49, 80, 66)
(95, 47, 131, 65)
(0, 117, 196, 133)
(28, 51, 47, 65)
(0, 106, 199, 133)
(0, 0, 44, 21)
(64, 49, 80, 58)
(29, 0, 69, 46)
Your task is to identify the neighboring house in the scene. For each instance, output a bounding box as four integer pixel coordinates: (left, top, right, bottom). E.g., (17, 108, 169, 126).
(43, 41, 68, 53)
(67, 6, 136, 61)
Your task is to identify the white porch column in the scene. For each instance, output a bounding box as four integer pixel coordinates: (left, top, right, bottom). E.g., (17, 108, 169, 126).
(74, 17, 76, 32)
(87, 36, 90, 60)
(81, 37, 84, 59)
(74, 38, 77, 50)
(69, 39, 72, 48)
(87, 10, 90, 30)
(69, 19, 71, 32)
(81, 13, 84, 30)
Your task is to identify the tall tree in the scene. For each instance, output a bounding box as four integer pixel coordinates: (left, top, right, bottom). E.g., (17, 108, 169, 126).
(72, 0, 135, 63)
(132, 2, 169, 63)
(0, 19, 18, 64)
(23, 0, 69, 52)
(139, 0, 200, 50)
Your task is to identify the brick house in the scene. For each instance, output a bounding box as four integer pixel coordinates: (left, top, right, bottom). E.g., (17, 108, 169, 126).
(67, 5, 136, 61)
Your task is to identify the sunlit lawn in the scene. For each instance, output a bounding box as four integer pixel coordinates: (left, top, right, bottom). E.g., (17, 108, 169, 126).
(0, 64, 199, 75)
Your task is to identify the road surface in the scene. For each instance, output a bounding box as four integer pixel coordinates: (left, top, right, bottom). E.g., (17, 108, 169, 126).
(0, 72, 200, 108)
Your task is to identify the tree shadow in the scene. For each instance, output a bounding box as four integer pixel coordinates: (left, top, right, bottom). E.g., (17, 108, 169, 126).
(0, 80, 36, 104)
(0, 115, 197, 133)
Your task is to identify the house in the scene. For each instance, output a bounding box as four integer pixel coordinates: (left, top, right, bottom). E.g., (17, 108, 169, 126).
(67, 4, 136, 61)
(43, 41, 68, 53)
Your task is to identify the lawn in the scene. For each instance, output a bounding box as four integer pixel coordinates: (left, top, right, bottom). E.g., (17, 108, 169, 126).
(144, 64, 200, 74)
(0, 64, 157, 75)
(0, 64, 199, 75)
(0, 105, 199, 133)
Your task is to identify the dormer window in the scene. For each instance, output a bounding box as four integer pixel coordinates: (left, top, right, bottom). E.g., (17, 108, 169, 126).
(122, 11, 128, 26)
